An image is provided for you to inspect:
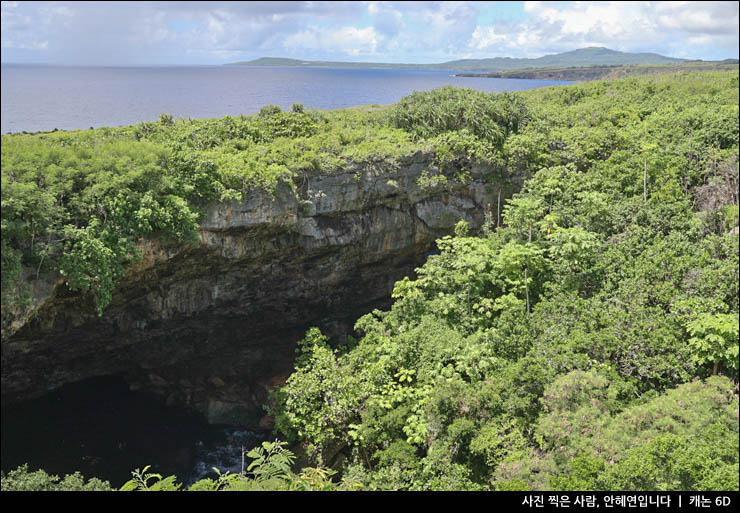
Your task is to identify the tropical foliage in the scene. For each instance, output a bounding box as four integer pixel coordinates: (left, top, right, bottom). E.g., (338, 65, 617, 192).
(272, 71, 739, 491)
(2, 70, 738, 491)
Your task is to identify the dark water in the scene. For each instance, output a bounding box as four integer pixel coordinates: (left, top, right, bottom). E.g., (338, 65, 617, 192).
(0, 376, 266, 488)
(1, 64, 570, 134)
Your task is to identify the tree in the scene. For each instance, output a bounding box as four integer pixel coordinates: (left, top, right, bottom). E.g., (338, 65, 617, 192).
(493, 241, 546, 314)
(503, 195, 546, 243)
(686, 313, 739, 376)
(546, 226, 599, 278)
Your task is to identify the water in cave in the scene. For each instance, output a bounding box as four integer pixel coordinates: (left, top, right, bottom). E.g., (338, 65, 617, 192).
(1, 375, 267, 488)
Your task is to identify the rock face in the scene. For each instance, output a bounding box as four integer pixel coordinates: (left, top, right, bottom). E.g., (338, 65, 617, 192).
(1, 152, 517, 427)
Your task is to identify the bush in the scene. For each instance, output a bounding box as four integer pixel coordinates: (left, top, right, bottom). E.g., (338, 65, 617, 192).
(258, 104, 282, 117)
(389, 86, 528, 147)
(1, 465, 112, 491)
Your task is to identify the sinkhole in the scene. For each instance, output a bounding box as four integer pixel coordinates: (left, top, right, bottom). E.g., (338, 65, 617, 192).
(1, 375, 266, 488)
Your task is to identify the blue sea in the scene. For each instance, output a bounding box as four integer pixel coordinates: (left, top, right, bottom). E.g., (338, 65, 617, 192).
(1, 64, 570, 134)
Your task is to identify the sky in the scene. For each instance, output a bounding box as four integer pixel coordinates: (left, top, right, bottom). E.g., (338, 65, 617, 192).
(1, 1, 738, 66)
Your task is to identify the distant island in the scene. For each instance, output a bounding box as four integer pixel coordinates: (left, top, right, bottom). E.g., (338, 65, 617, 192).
(228, 47, 691, 72)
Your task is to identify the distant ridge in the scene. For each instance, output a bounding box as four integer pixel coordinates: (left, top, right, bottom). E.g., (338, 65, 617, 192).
(226, 56, 427, 69)
(228, 47, 689, 72)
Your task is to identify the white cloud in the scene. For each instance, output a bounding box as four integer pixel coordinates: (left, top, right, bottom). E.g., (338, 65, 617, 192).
(655, 1, 739, 34)
(469, 25, 507, 50)
(490, 1, 738, 59)
(0, 1, 737, 64)
(1, 0, 66, 52)
(285, 25, 379, 58)
(521, 2, 657, 45)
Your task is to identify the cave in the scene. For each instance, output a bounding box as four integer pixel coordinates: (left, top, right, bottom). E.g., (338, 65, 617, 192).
(0, 374, 267, 487)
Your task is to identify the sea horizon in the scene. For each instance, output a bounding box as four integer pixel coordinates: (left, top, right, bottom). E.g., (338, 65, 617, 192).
(1, 64, 571, 134)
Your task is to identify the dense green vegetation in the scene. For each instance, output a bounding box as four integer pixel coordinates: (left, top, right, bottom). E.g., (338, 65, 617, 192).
(0, 465, 113, 491)
(272, 71, 739, 491)
(2, 71, 738, 491)
(1, 103, 422, 314)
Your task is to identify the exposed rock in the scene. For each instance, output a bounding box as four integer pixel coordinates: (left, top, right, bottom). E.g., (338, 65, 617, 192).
(209, 376, 226, 388)
(1, 152, 521, 427)
(148, 373, 169, 387)
(206, 399, 255, 426)
(258, 415, 275, 430)
(0, 268, 59, 340)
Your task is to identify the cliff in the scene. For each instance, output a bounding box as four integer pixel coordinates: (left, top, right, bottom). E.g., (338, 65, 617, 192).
(1, 152, 514, 427)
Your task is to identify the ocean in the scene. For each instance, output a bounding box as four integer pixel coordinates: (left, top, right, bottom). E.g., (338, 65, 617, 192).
(1, 64, 570, 134)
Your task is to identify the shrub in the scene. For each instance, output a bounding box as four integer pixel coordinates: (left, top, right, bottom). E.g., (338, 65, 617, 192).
(389, 86, 528, 147)
(1, 465, 112, 491)
(258, 104, 282, 117)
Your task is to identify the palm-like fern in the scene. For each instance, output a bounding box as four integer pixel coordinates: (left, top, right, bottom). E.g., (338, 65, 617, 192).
(246, 440, 296, 483)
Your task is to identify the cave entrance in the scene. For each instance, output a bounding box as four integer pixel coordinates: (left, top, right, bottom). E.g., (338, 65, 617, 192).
(1, 375, 265, 488)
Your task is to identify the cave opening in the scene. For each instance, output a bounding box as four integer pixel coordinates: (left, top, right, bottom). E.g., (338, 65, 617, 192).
(1, 375, 266, 488)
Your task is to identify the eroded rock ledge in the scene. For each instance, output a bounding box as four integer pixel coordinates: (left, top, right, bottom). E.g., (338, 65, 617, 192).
(2, 152, 517, 427)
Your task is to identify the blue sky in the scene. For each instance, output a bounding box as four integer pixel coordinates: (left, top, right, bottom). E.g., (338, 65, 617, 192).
(1, 1, 738, 65)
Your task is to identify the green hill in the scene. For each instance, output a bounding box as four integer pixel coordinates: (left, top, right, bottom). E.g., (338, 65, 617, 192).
(229, 47, 688, 72)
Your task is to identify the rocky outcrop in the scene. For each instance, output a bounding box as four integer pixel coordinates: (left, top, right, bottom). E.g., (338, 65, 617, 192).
(1, 152, 517, 427)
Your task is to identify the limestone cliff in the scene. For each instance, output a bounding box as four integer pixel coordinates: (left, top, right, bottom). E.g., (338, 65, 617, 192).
(1, 152, 517, 427)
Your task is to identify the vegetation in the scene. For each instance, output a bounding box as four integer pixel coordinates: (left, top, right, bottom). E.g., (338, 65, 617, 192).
(456, 61, 739, 82)
(2, 441, 347, 491)
(1, 102, 421, 313)
(2, 70, 738, 491)
(1, 465, 113, 491)
(272, 71, 739, 491)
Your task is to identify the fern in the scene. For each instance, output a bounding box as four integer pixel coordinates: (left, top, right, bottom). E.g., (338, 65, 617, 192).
(187, 468, 240, 491)
(119, 465, 182, 491)
(246, 440, 296, 483)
